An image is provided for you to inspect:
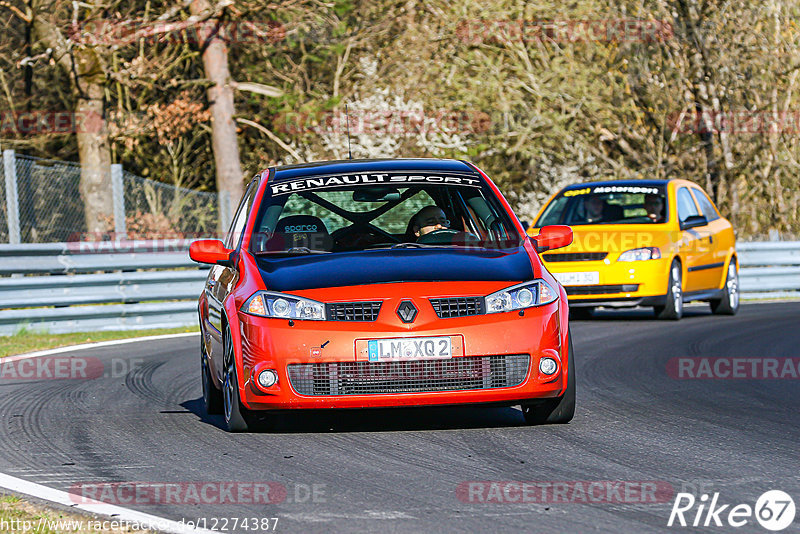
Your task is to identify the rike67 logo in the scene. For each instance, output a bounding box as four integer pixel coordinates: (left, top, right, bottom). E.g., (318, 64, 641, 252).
(668, 490, 796, 531)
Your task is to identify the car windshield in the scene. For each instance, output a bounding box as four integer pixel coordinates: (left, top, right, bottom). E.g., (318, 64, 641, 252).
(249, 171, 523, 255)
(536, 184, 669, 226)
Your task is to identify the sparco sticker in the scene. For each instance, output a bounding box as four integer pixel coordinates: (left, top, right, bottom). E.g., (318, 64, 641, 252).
(270, 173, 482, 195)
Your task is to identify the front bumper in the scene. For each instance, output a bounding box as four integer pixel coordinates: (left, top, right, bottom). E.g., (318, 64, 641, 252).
(567, 295, 667, 308)
(545, 257, 671, 307)
(235, 301, 565, 410)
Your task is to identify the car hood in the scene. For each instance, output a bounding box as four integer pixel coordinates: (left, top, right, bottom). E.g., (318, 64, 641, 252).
(533, 224, 676, 254)
(254, 247, 535, 291)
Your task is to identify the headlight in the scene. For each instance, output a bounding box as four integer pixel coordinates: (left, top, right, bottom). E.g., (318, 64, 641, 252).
(618, 247, 661, 262)
(242, 291, 326, 320)
(485, 280, 557, 313)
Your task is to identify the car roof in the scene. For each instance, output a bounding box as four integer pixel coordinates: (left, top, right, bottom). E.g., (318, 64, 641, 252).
(270, 158, 479, 181)
(561, 179, 671, 190)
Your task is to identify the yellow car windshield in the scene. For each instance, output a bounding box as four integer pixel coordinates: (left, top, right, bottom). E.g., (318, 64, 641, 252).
(537, 185, 669, 226)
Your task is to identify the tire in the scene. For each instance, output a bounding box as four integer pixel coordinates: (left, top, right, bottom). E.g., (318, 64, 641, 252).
(569, 307, 594, 320)
(710, 260, 739, 315)
(222, 326, 251, 432)
(201, 339, 223, 415)
(654, 260, 683, 320)
(522, 333, 576, 425)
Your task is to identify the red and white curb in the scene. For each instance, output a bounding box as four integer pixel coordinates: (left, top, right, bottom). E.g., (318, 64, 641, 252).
(0, 471, 214, 533)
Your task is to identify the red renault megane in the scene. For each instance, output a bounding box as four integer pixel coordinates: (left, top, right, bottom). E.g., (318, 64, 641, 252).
(189, 159, 575, 431)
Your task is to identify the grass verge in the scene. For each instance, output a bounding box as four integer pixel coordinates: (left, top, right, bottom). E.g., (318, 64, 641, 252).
(0, 326, 197, 358)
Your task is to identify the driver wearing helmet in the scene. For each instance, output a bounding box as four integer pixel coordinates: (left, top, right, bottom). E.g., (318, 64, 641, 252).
(412, 206, 451, 238)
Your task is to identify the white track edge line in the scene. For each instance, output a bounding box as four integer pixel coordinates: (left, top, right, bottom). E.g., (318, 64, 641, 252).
(2, 332, 199, 363)
(0, 472, 214, 534)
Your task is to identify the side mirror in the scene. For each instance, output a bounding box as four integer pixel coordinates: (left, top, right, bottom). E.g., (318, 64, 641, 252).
(189, 239, 234, 267)
(680, 215, 708, 230)
(532, 225, 573, 253)
(520, 220, 530, 231)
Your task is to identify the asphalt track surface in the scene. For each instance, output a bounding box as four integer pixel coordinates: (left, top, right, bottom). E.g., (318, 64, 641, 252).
(1, 302, 798, 533)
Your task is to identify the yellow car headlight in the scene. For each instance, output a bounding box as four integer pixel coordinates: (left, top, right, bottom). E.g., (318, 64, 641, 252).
(618, 247, 661, 262)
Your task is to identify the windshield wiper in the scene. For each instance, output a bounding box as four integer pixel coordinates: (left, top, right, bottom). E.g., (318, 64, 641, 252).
(386, 242, 470, 250)
(254, 247, 331, 256)
(390, 242, 427, 249)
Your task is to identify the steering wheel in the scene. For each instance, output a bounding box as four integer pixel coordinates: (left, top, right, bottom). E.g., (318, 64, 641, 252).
(416, 228, 479, 245)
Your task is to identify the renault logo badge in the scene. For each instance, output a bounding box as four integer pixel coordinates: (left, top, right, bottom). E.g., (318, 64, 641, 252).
(396, 300, 418, 323)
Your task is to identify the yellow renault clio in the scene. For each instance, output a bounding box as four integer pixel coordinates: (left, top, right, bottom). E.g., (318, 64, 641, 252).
(529, 180, 738, 320)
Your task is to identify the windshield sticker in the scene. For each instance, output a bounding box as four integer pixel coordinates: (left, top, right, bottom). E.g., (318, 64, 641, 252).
(564, 187, 591, 197)
(592, 185, 660, 194)
(270, 173, 482, 195)
(564, 185, 661, 197)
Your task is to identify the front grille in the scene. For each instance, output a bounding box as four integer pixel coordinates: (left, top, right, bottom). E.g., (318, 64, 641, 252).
(565, 284, 639, 295)
(543, 252, 608, 262)
(429, 297, 483, 318)
(326, 301, 382, 321)
(287, 354, 530, 396)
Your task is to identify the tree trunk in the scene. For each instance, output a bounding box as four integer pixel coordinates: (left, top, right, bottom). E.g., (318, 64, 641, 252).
(32, 10, 113, 236)
(76, 81, 113, 235)
(190, 0, 244, 233)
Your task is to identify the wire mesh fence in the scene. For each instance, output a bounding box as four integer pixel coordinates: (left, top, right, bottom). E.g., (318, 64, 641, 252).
(122, 170, 219, 239)
(14, 155, 86, 243)
(1, 152, 221, 243)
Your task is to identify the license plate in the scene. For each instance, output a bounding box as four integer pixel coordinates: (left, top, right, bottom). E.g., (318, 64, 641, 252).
(553, 271, 600, 286)
(367, 336, 452, 361)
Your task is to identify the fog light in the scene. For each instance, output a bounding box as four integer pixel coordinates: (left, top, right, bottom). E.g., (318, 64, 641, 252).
(257, 369, 278, 388)
(539, 357, 558, 375)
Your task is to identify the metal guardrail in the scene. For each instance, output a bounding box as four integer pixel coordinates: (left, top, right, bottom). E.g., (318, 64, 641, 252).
(0, 241, 208, 335)
(737, 241, 800, 300)
(0, 242, 196, 275)
(0, 240, 797, 335)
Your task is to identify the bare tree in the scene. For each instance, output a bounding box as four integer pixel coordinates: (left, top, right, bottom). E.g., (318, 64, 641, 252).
(190, 0, 244, 231)
(29, 1, 113, 234)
